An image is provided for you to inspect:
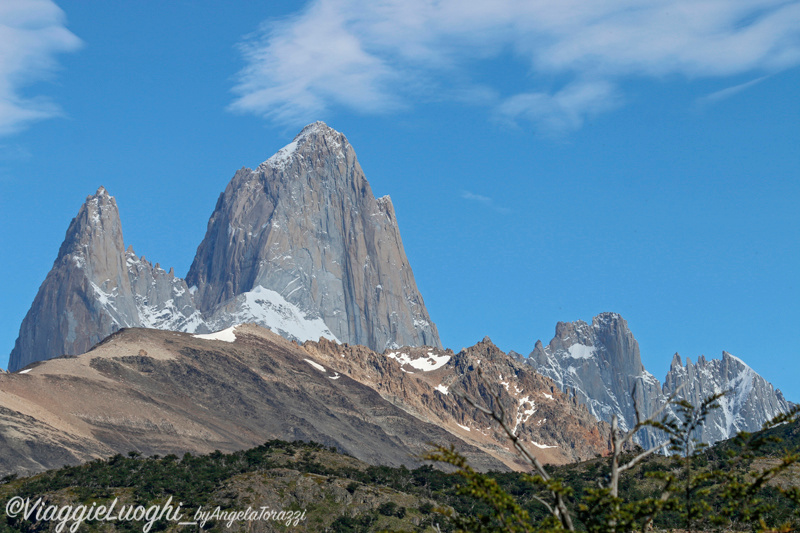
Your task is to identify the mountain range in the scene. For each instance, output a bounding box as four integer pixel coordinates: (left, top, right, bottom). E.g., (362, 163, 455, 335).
(2, 122, 794, 476)
(9, 122, 439, 373)
(525, 312, 792, 448)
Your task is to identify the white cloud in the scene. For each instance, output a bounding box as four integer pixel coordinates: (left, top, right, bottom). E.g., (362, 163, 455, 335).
(461, 190, 511, 214)
(0, 0, 81, 135)
(498, 80, 622, 136)
(231, 0, 800, 131)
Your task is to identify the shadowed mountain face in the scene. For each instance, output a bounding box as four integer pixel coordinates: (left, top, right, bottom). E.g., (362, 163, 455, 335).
(0, 325, 610, 477)
(8, 122, 439, 371)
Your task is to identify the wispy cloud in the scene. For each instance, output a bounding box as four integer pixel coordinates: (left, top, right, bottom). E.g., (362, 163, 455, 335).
(498, 80, 622, 136)
(696, 76, 770, 106)
(461, 190, 511, 214)
(0, 0, 81, 136)
(230, 0, 800, 133)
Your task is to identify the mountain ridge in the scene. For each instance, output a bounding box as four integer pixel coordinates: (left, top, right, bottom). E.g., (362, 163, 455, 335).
(0, 323, 610, 477)
(8, 122, 439, 371)
(525, 311, 793, 448)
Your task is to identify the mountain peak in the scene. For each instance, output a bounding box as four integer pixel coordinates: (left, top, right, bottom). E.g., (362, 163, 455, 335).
(592, 312, 626, 330)
(259, 121, 348, 171)
(186, 123, 440, 351)
(296, 120, 335, 137)
(722, 350, 750, 369)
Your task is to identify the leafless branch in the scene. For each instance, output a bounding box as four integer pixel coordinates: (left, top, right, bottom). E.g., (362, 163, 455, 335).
(455, 368, 575, 531)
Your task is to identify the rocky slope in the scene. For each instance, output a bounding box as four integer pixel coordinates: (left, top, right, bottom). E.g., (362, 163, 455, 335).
(303, 335, 610, 468)
(0, 325, 495, 478)
(526, 312, 793, 448)
(9, 122, 439, 370)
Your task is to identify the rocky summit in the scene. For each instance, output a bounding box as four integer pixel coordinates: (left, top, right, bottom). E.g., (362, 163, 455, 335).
(8, 187, 203, 372)
(9, 122, 439, 371)
(186, 121, 439, 350)
(663, 351, 792, 444)
(526, 312, 793, 448)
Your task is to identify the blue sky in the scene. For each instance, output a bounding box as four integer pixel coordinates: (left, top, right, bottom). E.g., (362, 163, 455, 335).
(0, 1, 798, 401)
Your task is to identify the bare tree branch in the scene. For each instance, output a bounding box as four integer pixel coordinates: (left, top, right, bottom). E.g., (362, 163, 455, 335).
(455, 368, 575, 531)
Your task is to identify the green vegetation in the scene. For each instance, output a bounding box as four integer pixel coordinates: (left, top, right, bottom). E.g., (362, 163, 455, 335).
(0, 403, 797, 532)
(426, 388, 800, 533)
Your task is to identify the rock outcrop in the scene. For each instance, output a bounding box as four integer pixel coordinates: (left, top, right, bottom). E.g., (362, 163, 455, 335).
(303, 335, 611, 467)
(527, 313, 665, 447)
(663, 351, 793, 444)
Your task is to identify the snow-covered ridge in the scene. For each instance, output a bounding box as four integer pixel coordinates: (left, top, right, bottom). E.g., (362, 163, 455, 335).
(262, 139, 299, 170)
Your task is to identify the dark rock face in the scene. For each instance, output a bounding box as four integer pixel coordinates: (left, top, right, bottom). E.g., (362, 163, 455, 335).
(9, 122, 440, 370)
(526, 312, 793, 448)
(186, 122, 439, 350)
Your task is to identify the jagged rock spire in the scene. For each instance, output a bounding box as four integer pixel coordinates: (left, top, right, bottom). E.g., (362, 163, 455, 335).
(9, 188, 201, 371)
(9, 187, 136, 371)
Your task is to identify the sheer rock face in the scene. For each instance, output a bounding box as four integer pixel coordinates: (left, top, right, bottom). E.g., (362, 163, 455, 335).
(9, 188, 136, 371)
(663, 351, 793, 444)
(9, 122, 439, 370)
(527, 313, 665, 448)
(8, 188, 203, 372)
(186, 122, 440, 351)
(526, 312, 793, 448)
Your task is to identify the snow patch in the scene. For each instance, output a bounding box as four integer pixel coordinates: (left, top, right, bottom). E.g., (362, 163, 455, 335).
(18, 369, 31, 374)
(514, 396, 537, 434)
(567, 344, 595, 359)
(304, 359, 326, 372)
(456, 423, 470, 432)
(386, 351, 450, 372)
(435, 384, 449, 395)
(263, 139, 299, 170)
(210, 286, 339, 344)
(531, 441, 557, 449)
(194, 325, 238, 343)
